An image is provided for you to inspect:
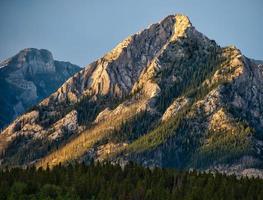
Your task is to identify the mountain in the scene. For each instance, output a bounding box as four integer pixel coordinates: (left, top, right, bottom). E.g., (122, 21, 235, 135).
(0, 48, 81, 129)
(250, 58, 263, 65)
(0, 15, 262, 177)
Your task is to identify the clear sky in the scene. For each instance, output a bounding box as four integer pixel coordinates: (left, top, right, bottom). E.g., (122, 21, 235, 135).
(0, 0, 262, 67)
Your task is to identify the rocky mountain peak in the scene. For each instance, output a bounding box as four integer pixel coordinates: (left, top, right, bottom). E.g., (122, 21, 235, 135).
(0, 48, 56, 76)
(0, 49, 80, 129)
(172, 14, 192, 38)
(45, 14, 197, 104)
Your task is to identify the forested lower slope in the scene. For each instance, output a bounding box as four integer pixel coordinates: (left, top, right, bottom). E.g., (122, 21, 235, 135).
(0, 162, 262, 200)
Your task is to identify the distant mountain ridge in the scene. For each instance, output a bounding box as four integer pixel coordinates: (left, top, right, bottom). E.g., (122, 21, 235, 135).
(0, 48, 80, 129)
(0, 15, 262, 177)
(250, 58, 263, 65)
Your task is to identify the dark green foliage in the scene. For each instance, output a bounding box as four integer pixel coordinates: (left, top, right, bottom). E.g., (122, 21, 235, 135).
(161, 117, 254, 169)
(125, 79, 254, 169)
(0, 162, 262, 200)
(155, 39, 222, 113)
(36, 100, 73, 128)
(191, 122, 254, 168)
(1, 135, 59, 166)
(74, 95, 107, 126)
(75, 94, 135, 126)
(35, 94, 110, 128)
(126, 107, 190, 155)
(107, 111, 158, 143)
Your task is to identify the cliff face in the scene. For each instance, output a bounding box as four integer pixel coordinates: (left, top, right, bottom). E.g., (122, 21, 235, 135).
(0, 48, 80, 129)
(0, 15, 262, 177)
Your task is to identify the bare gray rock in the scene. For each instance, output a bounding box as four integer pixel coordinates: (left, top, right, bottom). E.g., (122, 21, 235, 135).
(0, 48, 80, 129)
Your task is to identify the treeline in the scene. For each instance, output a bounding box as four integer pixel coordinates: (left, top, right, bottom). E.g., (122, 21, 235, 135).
(0, 162, 262, 200)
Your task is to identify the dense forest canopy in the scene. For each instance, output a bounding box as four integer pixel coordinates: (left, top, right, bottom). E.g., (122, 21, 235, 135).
(0, 162, 262, 200)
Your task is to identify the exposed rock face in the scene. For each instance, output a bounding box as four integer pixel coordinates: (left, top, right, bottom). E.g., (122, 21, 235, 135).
(0, 14, 263, 177)
(162, 97, 189, 121)
(41, 15, 181, 106)
(0, 48, 80, 129)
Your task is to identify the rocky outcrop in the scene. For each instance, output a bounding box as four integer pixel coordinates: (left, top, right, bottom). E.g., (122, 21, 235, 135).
(162, 97, 189, 121)
(0, 48, 80, 129)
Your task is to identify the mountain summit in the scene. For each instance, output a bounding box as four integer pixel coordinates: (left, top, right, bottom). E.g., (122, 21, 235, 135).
(0, 48, 80, 129)
(0, 14, 262, 177)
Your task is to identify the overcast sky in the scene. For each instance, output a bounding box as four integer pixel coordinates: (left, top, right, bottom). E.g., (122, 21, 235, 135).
(0, 0, 262, 67)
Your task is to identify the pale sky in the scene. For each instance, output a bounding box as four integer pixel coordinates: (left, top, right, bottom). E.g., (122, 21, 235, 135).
(0, 0, 262, 66)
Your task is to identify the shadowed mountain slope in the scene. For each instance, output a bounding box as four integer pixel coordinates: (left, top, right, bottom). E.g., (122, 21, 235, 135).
(0, 48, 81, 129)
